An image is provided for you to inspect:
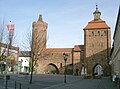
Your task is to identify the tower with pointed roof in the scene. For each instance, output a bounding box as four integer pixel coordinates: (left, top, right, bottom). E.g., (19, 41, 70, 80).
(83, 5, 111, 76)
(93, 5, 101, 20)
(32, 15, 48, 55)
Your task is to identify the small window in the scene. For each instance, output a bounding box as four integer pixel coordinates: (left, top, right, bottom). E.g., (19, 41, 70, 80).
(98, 31, 100, 36)
(92, 32, 94, 36)
(60, 63, 62, 68)
(104, 31, 107, 36)
(21, 59, 23, 62)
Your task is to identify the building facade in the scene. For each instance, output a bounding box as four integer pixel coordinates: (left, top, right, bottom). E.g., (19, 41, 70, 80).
(83, 5, 111, 76)
(32, 6, 111, 76)
(18, 51, 30, 73)
(110, 7, 120, 77)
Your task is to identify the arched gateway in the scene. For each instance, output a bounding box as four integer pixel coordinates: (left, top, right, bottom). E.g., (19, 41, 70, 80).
(93, 64, 103, 76)
(45, 63, 59, 74)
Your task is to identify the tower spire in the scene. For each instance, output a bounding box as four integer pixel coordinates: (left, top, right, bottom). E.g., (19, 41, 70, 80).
(93, 5, 101, 20)
(38, 14, 43, 22)
(96, 4, 98, 10)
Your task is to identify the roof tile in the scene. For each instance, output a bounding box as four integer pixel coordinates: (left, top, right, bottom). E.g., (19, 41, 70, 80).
(84, 19, 110, 30)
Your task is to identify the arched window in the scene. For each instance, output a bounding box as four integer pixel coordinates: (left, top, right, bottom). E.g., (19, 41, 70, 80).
(60, 63, 62, 68)
(98, 31, 100, 36)
(92, 32, 94, 36)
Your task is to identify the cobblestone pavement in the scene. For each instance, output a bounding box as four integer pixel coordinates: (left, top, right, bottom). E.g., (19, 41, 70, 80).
(0, 74, 117, 89)
(44, 77, 117, 89)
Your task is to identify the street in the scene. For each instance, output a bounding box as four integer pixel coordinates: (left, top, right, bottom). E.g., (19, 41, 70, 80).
(0, 74, 116, 89)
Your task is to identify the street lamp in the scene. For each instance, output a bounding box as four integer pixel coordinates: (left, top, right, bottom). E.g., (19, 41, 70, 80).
(7, 21, 14, 47)
(63, 52, 68, 83)
(5, 21, 14, 73)
(4, 21, 14, 89)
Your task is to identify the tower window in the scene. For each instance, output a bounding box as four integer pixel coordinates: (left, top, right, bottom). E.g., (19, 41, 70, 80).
(92, 32, 94, 36)
(98, 31, 100, 36)
(60, 63, 62, 68)
(104, 31, 107, 36)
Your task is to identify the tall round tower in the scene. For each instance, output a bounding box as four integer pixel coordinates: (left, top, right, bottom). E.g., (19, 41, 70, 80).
(32, 15, 48, 61)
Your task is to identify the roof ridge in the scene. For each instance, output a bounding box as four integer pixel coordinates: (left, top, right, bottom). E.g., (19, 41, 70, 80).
(89, 19, 105, 23)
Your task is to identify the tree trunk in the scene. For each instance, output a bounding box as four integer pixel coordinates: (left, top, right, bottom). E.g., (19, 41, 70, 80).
(30, 58, 34, 84)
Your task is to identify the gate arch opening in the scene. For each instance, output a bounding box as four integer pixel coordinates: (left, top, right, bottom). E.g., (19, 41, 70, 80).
(45, 63, 59, 74)
(93, 64, 103, 76)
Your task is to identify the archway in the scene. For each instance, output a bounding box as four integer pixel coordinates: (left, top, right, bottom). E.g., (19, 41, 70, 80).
(93, 64, 103, 76)
(45, 63, 59, 74)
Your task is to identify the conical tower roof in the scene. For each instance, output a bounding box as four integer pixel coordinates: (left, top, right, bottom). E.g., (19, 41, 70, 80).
(38, 14, 43, 22)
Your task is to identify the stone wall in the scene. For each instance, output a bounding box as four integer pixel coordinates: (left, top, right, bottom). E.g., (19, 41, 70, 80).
(84, 29, 111, 76)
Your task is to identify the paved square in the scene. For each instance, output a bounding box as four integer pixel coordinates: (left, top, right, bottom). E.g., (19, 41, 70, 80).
(0, 74, 117, 89)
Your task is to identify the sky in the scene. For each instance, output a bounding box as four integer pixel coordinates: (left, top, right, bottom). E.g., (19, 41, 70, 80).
(0, 0, 119, 50)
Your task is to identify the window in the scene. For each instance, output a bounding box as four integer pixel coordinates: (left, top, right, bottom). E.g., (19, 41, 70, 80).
(98, 31, 100, 36)
(92, 32, 94, 36)
(60, 63, 62, 68)
(104, 31, 107, 36)
(21, 59, 23, 62)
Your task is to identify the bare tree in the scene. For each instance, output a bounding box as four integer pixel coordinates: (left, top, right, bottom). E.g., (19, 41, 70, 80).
(0, 48, 6, 74)
(31, 29, 47, 83)
(0, 18, 8, 44)
(0, 19, 6, 74)
(19, 15, 49, 84)
(0, 19, 4, 42)
(21, 26, 48, 84)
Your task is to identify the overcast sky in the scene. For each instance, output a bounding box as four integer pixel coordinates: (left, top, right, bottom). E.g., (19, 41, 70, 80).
(0, 0, 119, 49)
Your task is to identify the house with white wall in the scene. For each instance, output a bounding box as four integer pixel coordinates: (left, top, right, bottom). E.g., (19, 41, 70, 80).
(18, 51, 30, 73)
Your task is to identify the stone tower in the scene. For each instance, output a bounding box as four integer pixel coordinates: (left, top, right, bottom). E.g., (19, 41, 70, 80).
(32, 15, 48, 57)
(83, 5, 111, 76)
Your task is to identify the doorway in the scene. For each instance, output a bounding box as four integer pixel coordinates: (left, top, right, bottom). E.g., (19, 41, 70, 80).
(93, 64, 103, 76)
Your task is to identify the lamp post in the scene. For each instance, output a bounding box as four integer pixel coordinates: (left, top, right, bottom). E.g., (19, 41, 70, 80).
(63, 52, 68, 83)
(7, 21, 14, 47)
(6, 21, 14, 72)
(4, 21, 14, 89)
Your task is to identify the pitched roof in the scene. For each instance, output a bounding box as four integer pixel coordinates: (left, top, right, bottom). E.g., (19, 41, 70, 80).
(83, 19, 110, 30)
(74, 45, 84, 52)
(19, 51, 31, 57)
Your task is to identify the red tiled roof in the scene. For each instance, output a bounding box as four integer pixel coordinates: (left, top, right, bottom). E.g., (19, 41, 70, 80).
(83, 19, 110, 30)
(74, 45, 84, 52)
